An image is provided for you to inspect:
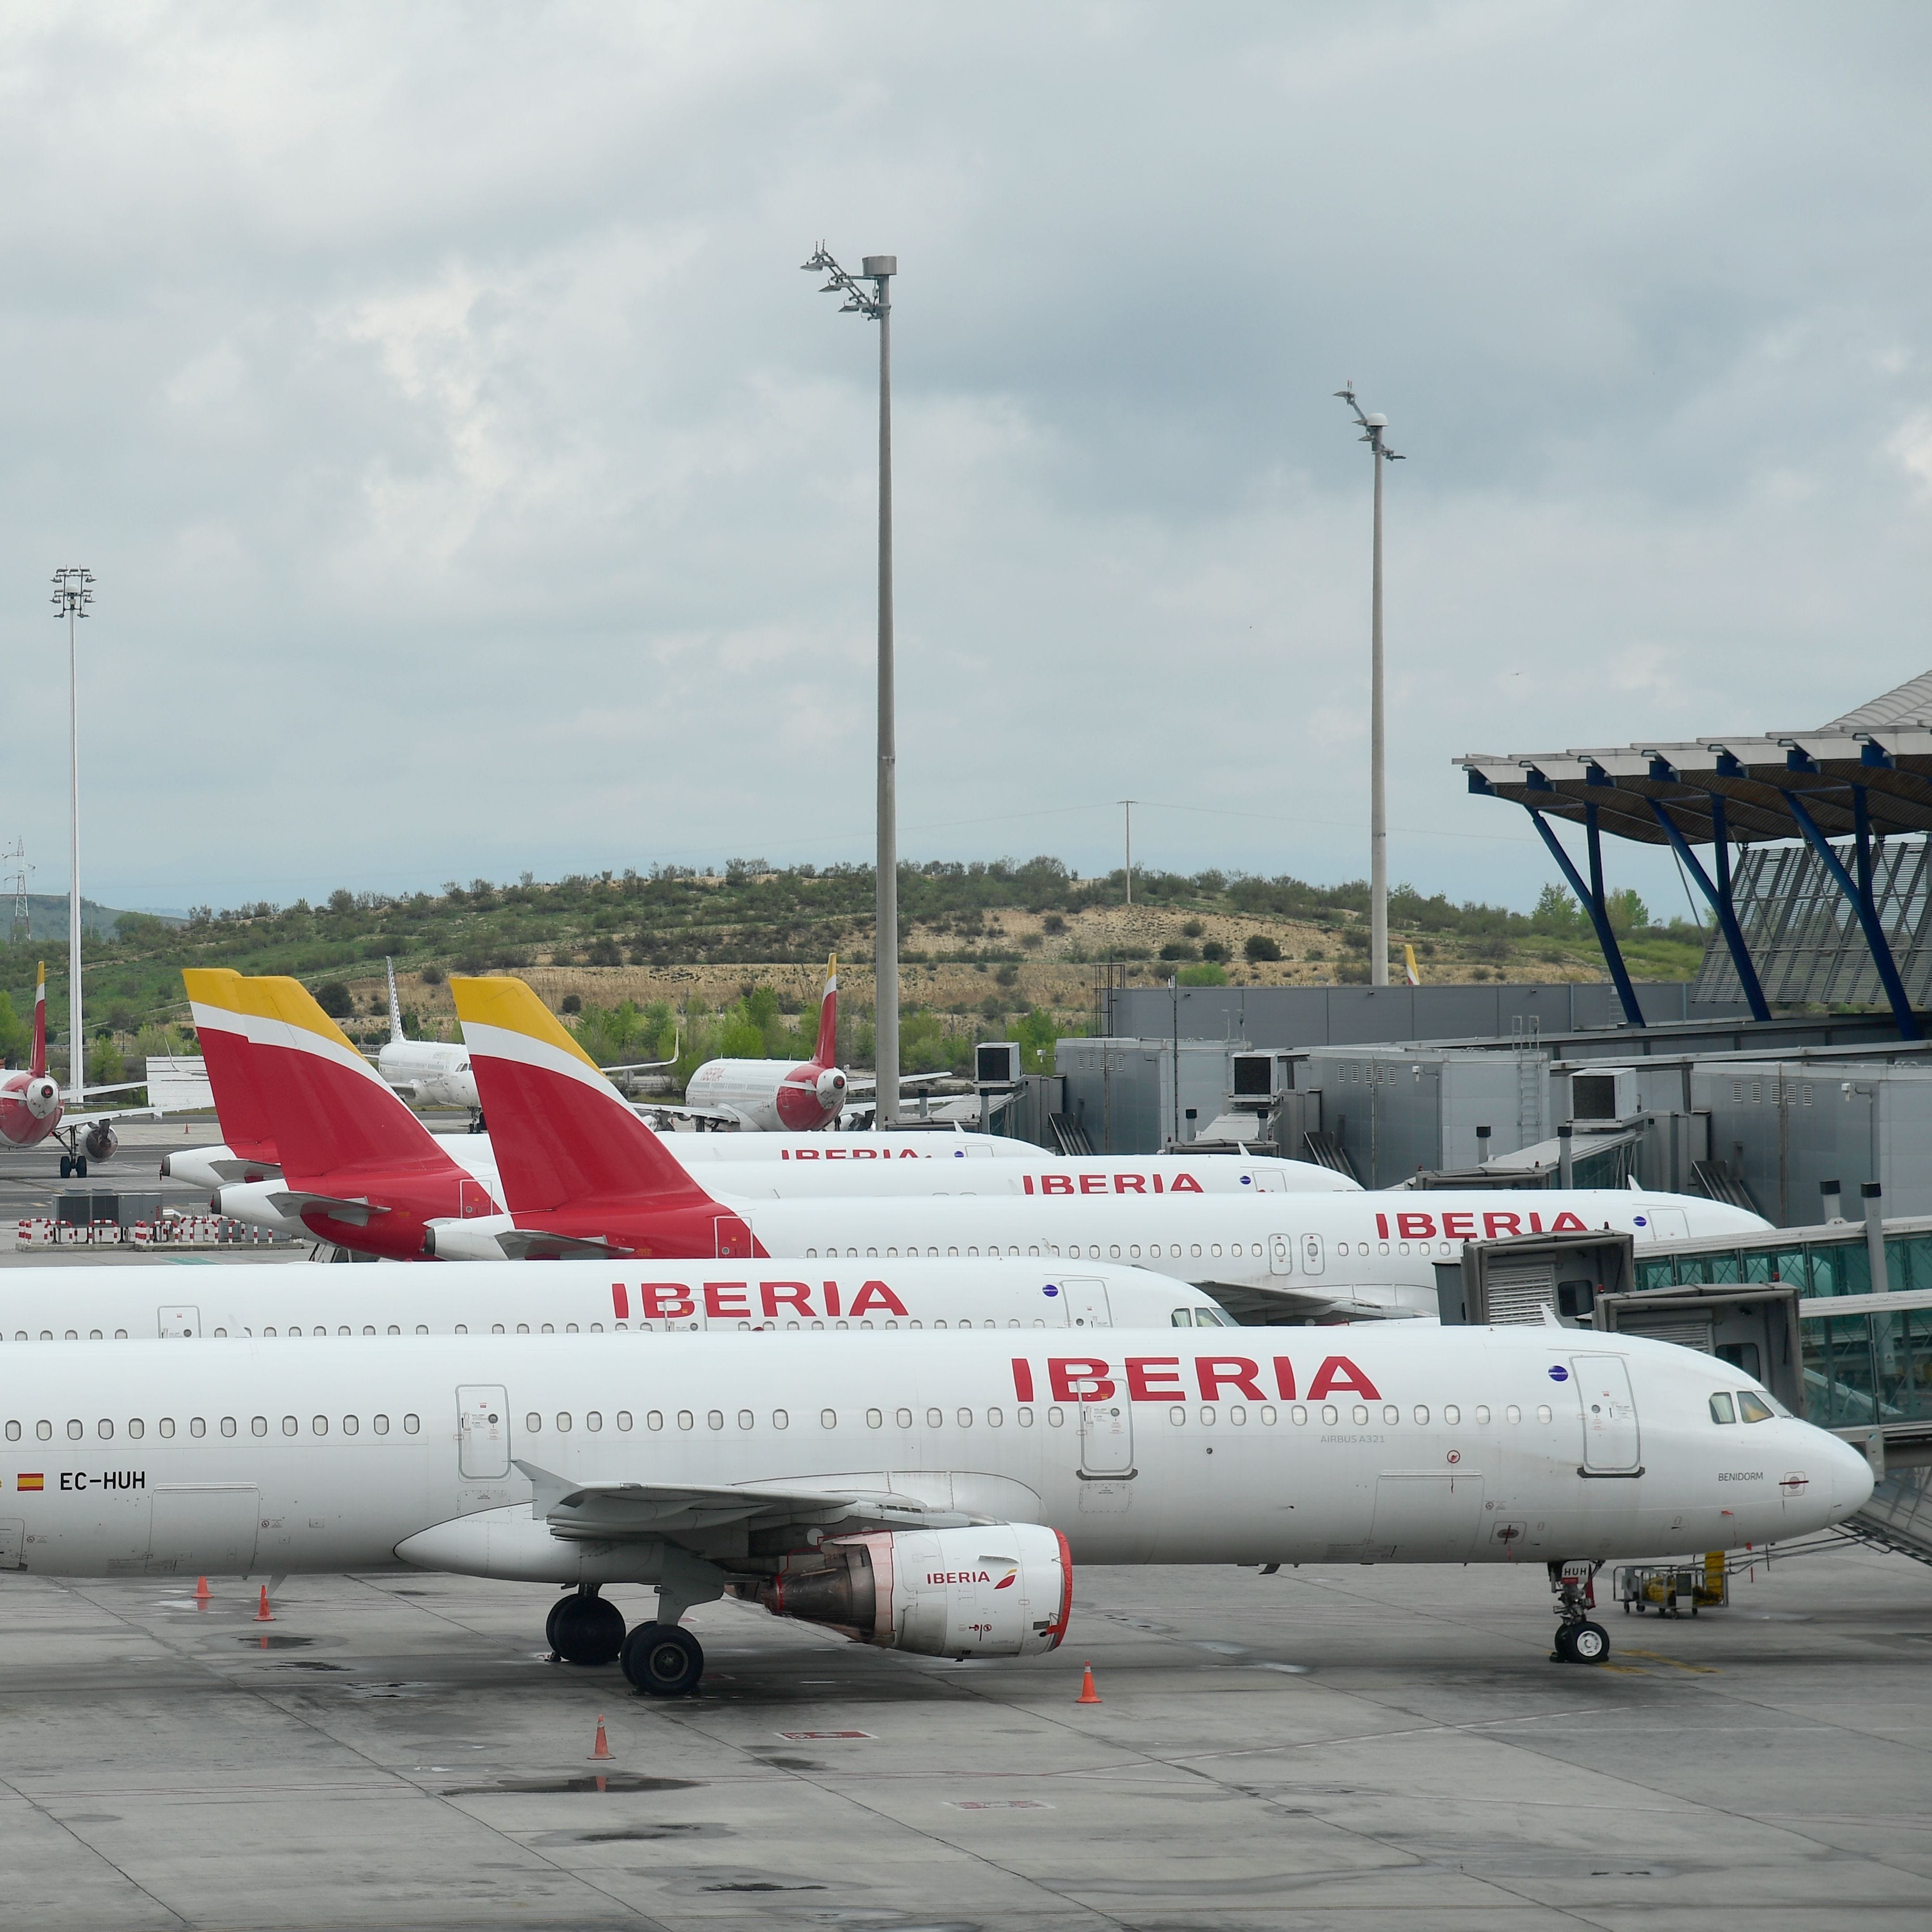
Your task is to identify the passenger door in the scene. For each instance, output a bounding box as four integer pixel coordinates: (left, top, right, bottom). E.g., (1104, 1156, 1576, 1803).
(0, 1518, 22, 1570)
(457, 1384, 511, 1480)
(1250, 1170, 1287, 1193)
(1571, 1354, 1642, 1473)
(1061, 1278, 1112, 1328)
(1078, 1396, 1135, 1477)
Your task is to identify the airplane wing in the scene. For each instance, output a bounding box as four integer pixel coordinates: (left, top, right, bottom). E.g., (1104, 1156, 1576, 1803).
(842, 1072, 968, 1096)
(515, 1463, 973, 1540)
(635, 1101, 748, 1128)
(61, 1102, 163, 1127)
(1206, 1280, 1427, 1326)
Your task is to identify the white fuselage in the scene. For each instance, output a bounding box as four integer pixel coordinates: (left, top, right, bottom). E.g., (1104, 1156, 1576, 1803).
(435, 1186, 1769, 1321)
(682, 1056, 827, 1132)
(0, 1258, 1227, 1341)
(0, 1327, 1870, 1582)
(377, 1038, 479, 1111)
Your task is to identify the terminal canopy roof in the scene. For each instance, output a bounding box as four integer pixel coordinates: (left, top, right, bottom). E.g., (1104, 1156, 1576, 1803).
(1457, 669, 1932, 847)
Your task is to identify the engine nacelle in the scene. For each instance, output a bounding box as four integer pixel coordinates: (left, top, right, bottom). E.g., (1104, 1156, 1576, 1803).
(82, 1122, 118, 1163)
(22, 1075, 59, 1122)
(815, 1066, 847, 1109)
(743, 1522, 1070, 1660)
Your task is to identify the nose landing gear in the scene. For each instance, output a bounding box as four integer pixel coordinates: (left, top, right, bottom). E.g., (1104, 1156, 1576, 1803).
(1548, 1559, 1610, 1664)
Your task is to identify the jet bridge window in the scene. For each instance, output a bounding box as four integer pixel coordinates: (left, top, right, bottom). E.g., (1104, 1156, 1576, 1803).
(1737, 1391, 1775, 1423)
(1709, 1392, 1737, 1424)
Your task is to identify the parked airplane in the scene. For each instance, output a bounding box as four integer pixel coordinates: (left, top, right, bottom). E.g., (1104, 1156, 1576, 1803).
(0, 1325, 1871, 1689)
(667, 956, 955, 1131)
(0, 1255, 1231, 1341)
(438, 975, 1770, 1319)
(0, 962, 150, 1175)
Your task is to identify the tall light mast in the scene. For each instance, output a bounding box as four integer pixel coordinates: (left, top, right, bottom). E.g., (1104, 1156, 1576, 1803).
(51, 567, 92, 1100)
(804, 245, 900, 1124)
(1334, 385, 1402, 986)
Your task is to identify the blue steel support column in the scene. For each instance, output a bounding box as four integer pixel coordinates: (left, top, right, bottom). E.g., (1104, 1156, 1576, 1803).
(1784, 787, 1921, 1040)
(1645, 796, 1772, 1021)
(1527, 808, 1645, 1026)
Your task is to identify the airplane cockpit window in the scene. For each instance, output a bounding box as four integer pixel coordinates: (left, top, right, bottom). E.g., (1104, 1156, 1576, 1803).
(1736, 1391, 1775, 1423)
(1172, 1308, 1195, 1326)
(1709, 1392, 1736, 1424)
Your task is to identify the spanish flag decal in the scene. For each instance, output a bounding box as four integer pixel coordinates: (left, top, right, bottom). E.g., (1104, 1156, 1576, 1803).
(17, 1473, 44, 1492)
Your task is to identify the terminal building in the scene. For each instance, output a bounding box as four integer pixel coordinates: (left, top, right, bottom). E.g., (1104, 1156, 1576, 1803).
(1013, 672, 1932, 1565)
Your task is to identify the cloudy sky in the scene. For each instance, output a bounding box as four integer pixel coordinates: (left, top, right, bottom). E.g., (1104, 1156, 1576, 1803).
(1, 2, 1927, 918)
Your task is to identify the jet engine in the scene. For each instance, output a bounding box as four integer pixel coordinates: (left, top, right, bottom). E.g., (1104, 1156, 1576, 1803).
(815, 1066, 847, 1110)
(740, 1522, 1070, 1659)
(21, 1075, 59, 1122)
(82, 1122, 117, 1163)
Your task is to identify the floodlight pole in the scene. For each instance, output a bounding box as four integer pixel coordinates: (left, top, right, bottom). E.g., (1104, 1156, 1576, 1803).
(805, 246, 899, 1123)
(1121, 800, 1136, 906)
(1336, 385, 1402, 987)
(52, 567, 93, 1101)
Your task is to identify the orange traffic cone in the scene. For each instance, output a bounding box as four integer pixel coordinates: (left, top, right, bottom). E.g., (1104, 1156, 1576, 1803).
(194, 1575, 210, 1605)
(254, 1584, 274, 1623)
(1075, 1661, 1102, 1705)
(589, 1715, 613, 1760)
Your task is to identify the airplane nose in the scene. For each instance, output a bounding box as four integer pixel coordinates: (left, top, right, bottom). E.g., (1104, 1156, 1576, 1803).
(1826, 1429, 1877, 1519)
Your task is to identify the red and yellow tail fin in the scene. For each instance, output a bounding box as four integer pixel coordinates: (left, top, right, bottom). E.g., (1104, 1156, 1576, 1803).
(182, 968, 279, 1163)
(452, 975, 714, 1214)
(28, 962, 46, 1078)
(246, 976, 454, 1183)
(812, 954, 838, 1069)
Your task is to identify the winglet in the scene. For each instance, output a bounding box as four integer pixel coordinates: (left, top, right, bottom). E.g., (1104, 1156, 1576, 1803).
(453, 975, 713, 1213)
(29, 961, 46, 1078)
(386, 958, 405, 1045)
(814, 952, 838, 1069)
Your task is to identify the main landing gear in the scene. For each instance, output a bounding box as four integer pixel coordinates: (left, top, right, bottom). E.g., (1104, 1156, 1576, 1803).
(1548, 1559, 1610, 1665)
(545, 1587, 625, 1667)
(542, 1587, 706, 1694)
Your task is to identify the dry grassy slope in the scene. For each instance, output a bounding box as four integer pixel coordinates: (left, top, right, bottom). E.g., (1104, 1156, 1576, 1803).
(331, 901, 1617, 1037)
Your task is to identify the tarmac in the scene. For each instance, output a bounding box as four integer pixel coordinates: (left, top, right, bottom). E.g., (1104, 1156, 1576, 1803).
(0, 1124, 1928, 1928)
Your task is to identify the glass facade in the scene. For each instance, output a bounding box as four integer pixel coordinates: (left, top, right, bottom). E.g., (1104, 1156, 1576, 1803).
(1694, 834, 1932, 1010)
(1637, 1226, 1932, 1427)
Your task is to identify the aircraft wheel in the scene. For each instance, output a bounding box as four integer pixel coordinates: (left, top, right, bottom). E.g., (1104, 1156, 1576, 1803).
(550, 1593, 625, 1667)
(75, 1156, 87, 1177)
(1569, 1621, 1610, 1665)
(58, 1155, 71, 1178)
(1550, 1624, 1576, 1663)
(621, 1621, 704, 1696)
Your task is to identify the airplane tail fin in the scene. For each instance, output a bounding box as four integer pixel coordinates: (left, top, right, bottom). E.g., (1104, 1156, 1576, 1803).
(29, 962, 46, 1078)
(452, 975, 715, 1214)
(386, 958, 405, 1044)
(181, 968, 278, 1163)
(1403, 943, 1421, 988)
(247, 975, 455, 1181)
(813, 954, 838, 1068)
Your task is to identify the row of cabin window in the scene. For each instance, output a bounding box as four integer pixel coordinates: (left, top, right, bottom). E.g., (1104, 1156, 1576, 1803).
(624, 1400, 1561, 1433)
(5, 1399, 1573, 1444)
(795, 1240, 1463, 1264)
(8, 1317, 1061, 1343)
(4, 1415, 422, 1441)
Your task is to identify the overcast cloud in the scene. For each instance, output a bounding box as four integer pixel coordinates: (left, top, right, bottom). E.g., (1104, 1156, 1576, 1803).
(1, 2, 1927, 917)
